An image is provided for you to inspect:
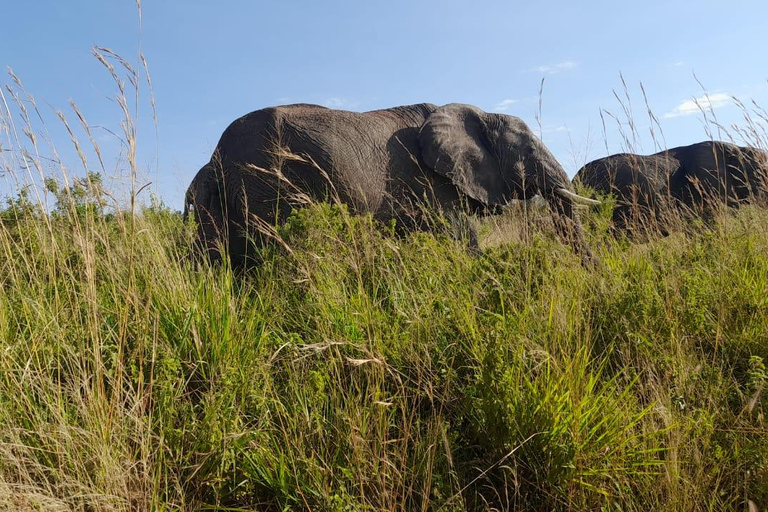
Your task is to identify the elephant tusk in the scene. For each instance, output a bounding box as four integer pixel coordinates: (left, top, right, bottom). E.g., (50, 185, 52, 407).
(555, 187, 601, 205)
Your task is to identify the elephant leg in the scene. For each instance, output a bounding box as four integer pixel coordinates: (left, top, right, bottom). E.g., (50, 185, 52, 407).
(382, 195, 480, 252)
(445, 209, 480, 252)
(547, 193, 594, 263)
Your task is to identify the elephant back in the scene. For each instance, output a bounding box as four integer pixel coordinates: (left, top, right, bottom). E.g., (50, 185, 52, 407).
(668, 141, 768, 207)
(576, 152, 679, 198)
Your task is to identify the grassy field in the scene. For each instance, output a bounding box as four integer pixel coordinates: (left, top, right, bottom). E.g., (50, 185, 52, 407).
(1, 47, 767, 509)
(1, 191, 767, 510)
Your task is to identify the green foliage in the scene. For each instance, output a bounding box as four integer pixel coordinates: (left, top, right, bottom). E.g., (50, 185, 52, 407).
(1, 201, 767, 510)
(45, 171, 108, 218)
(0, 186, 44, 222)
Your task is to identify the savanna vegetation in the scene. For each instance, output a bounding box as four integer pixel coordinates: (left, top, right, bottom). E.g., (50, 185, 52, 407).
(1, 49, 767, 511)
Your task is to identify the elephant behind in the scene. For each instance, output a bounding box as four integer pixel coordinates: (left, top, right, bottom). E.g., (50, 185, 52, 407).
(575, 141, 768, 236)
(185, 103, 598, 265)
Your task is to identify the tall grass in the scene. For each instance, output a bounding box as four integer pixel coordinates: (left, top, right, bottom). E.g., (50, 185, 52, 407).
(2, 193, 768, 510)
(1, 53, 768, 510)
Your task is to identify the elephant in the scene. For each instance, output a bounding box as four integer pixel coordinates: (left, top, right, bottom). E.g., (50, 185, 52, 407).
(185, 103, 599, 265)
(575, 140, 768, 236)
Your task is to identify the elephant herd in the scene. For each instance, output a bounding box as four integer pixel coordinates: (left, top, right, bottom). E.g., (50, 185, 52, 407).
(575, 141, 768, 236)
(185, 102, 768, 265)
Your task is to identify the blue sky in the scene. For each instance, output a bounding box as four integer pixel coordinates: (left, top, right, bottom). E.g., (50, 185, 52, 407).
(1, 0, 767, 208)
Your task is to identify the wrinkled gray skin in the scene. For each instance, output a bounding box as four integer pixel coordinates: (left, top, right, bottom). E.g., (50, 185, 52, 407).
(185, 103, 593, 265)
(576, 141, 768, 235)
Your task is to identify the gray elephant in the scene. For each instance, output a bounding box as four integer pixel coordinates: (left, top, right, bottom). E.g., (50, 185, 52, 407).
(575, 141, 768, 235)
(185, 103, 599, 265)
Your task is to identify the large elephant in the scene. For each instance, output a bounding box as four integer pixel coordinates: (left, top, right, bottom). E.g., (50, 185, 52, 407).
(575, 141, 768, 235)
(185, 103, 599, 265)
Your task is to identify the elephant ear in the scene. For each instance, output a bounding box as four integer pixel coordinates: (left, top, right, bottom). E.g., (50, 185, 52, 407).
(419, 103, 510, 206)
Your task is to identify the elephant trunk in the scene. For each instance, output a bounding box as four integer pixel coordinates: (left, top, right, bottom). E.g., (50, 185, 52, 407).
(529, 145, 597, 264)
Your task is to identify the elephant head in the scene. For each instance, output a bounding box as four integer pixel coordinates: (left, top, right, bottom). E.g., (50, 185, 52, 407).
(418, 104, 599, 258)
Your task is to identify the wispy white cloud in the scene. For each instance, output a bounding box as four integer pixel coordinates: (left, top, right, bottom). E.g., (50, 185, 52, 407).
(544, 125, 568, 134)
(532, 124, 568, 138)
(493, 98, 519, 112)
(323, 97, 359, 109)
(664, 93, 732, 118)
(532, 61, 578, 75)
(672, 61, 685, 67)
